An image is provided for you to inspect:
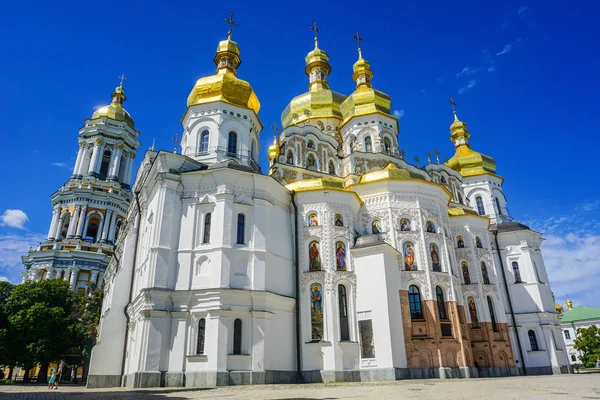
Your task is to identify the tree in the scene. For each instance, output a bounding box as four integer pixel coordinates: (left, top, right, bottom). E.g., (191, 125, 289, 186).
(573, 325, 600, 368)
(0, 281, 17, 379)
(7, 280, 78, 382)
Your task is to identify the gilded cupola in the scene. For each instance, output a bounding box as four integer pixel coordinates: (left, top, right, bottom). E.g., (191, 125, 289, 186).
(89, 81, 135, 128)
(186, 32, 260, 115)
(280, 25, 346, 135)
(445, 105, 498, 178)
(340, 34, 392, 126)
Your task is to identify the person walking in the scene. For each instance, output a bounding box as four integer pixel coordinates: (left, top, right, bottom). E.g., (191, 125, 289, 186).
(53, 365, 62, 390)
(47, 367, 56, 390)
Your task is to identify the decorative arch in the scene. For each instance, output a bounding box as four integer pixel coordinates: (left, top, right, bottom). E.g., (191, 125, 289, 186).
(475, 236, 483, 248)
(83, 210, 104, 242)
(446, 350, 458, 367)
(418, 349, 433, 368)
(474, 351, 489, 368)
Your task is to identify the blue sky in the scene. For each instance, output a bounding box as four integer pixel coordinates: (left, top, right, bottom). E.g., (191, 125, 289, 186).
(0, 1, 598, 307)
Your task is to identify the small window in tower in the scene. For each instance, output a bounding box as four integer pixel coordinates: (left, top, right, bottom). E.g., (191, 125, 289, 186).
(199, 130, 209, 154)
(98, 150, 111, 181)
(476, 196, 486, 216)
(383, 138, 391, 155)
(227, 132, 238, 157)
(328, 160, 335, 174)
(203, 213, 211, 244)
(85, 218, 100, 242)
(495, 197, 502, 215)
(236, 214, 245, 244)
(364, 136, 372, 153)
(512, 262, 522, 283)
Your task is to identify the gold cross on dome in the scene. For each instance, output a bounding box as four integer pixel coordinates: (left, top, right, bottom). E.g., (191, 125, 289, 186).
(118, 74, 126, 88)
(271, 121, 279, 135)
(309, 20, 321, 47)
(449, 96, 457, 114)
(171, 132, 180, 153)
(352, 30, 365, 57)
(224, 12, 239, 38)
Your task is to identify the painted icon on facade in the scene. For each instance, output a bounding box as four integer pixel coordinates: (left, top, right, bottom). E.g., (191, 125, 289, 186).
(468, 297, 480, 328)
(481, 261, 490, 284)
(308, 213, 319, 226)
(335, 213, 344, 227)
(287, 151, 293, 164)
(462, 261, 471, 284)
(311, 283, 324, 340)
(336, 242, 346, 271)
(309, 241, 321, 271)
(431, 244, 441, 272)
(457, 236, 465, 248)
(426, 221, 436, 233)
(404, 242, 417, 271)
(372, 220, 382, 234)
(307, 154, 316, 168)
(400, 218, 411, 231)
(476, 236, 483, 248)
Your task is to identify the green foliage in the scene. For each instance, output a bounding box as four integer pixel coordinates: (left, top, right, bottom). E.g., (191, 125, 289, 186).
(72, 282, 105, 361)
(573, 325, 600, 368)
(0, 281, 17, 368)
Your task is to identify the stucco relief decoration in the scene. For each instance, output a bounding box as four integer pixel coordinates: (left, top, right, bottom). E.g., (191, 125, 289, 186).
(403, 272, 430, 298)
(301, 271, 326, 291)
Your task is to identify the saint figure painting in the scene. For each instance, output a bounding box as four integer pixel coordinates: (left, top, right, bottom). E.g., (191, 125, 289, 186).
(311, 283, 324, 340)
(431, 244, 441, 271)
(336, 242, 346, 271)
(404, 242, 417, 271)
(309, 241, 321, 271)
(400, 218, 411, 231)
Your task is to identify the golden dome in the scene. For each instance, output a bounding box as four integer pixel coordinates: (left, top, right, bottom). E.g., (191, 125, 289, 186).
(448, 205, 482, 217)
(445, 112, 497, 177)
(280, 44, 346, 131)
(267, 135, 280, 162)
(90, 85, 135, 128)
(555, 302, 564, 313)
(340, 54, 392, 126)
(359, 162, 429, 183)
(187, 37, 260, 115)
(566, 298, 573, 310)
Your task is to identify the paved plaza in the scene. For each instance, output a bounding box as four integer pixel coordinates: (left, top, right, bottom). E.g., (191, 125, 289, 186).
(1, 374, 599, 400)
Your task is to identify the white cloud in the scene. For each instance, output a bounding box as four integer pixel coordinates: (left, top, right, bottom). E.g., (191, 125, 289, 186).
(496, 44, 512, 56)
(0, 276, 9, 282)
(393, 110, 404, 119)
(0, 209, 29, 229)
(456, 67, 479, 77)
(518, 5, 530, 18)
(458, 80, 477, 95)
(488, 65, 496, 72)
(51, 162, 69, 168)
(578, 200, 600, 212)
(0, 233, 46, 284)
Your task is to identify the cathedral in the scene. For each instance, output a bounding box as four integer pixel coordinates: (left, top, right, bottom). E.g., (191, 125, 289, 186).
(23, 22, 570, 388)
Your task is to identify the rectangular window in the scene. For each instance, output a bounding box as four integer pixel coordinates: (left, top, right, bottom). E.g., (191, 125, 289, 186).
(359, 320, 375, 359)
(564, 330, 571, 340)
(440, 323, 453, 337)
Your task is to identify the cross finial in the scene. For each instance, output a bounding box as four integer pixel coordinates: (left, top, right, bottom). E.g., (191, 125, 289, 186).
(449, 95, 457, 115)
(434, 149, 441, 164)
(309, 20, 321, 48)
(171, 132, 180, 153)
(150, 138, 155, 151)
(224, 12, 238, 39)
(352, 30, 366, 58)
(414, 155, 420, 167)
(118, 74, 126, 88)
(271, 121, 279, 136)
(426, 152, 432, 164)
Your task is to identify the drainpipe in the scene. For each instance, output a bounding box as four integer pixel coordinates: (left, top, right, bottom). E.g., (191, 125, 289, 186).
(290, 191, 303, 383)
(493, 230, 527, 375)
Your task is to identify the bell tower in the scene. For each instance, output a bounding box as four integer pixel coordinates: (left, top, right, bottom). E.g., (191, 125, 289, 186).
(22, 79, 141, 290)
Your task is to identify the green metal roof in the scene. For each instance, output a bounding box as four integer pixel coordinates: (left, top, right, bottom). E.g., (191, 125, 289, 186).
(560, 306, 600, 323)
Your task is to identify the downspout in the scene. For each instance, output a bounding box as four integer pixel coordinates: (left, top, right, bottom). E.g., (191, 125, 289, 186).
(290, 190, 303, 382)
(120, 191, 142, 381)
(493, 229, 527, 375)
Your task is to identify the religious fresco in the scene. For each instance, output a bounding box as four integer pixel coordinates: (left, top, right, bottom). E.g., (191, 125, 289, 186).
(468, 297, 480, 328)
(286, 151, 293, 164)
(328, 160, 335, 174)
(462, 261, 471, 284)
(307, 154, 316, 168)
(481, 261, 490, 284)
(400, 218, 411, 231)
(335, 242, 346, 271)
(430, 244, 441, 272)
(334, 213, 344, 226)
(476, 236, 483, 248)
(310, 283, 324, 340)
(404, 242, 417, 271)
(308, 213, 319, 226)
(372, 220, 382, 234)
(359, 319, 376, 359)
(426, 221, 436, 233)
(309, 241, 321, 271)
(457, 236, 465, 248)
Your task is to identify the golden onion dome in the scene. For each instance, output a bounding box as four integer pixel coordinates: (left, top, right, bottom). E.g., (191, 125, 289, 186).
(555, 302, 564, 313)
(280, 43, 346, 132)
(360, 162, 429, 183)
(340, 54, 392, 126)
(445, 112, 498, 177)
(566, 298, 573, 310)
(187, 37, 260, 115)
(267, 135, 280, 162)
(90, 85, 135, 128)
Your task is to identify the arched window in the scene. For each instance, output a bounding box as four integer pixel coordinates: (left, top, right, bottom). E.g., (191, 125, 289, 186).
(328, 160, 335, 174)
(338, 285, 350, 341)
(286, 150, 294, 164)
(462, 261, 471, 284)
(85, 217, 100, 242)
(436, 286, 447, 320)
(197, 318, 206, 354)
(495, 197, 502, 215)
(233, 318, 242, 355)
(383, 138, 391, 155)
(364, 136, 372, 152)
(487, 297, 499, 332)
(236, 214, 245, 244)
(203, 213, 211, 244)
(310, 283, 324, 340)
(571, 354, 576, 362)
(199, 130, 209, 154)
(408, 285, 424, 320)
(512, 261, 522, 283)
(98, 150, 112, 181)
(476, 196, 485, 216)
(441, 176, 447, 184)
(227, 131, 237, 157)
(59, 213, 71, 240)
(481, 261, 491, 284)
(528, 330, 539, 351)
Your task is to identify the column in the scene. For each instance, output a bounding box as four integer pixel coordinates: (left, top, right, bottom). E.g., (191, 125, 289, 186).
(90, 270, 99, 288)
(67, 206, 81, 239)
(108, 147, 123, 181)
(75, 206, 88, 238)
(87, 141, 103, 177)
(63, 269, 71, 282)
(108, 212, 119, 243)
(77, 145, 92, 176)
(70, 268, 78, 290)
(47, 206, 60, 240)
(97, 272, 104, 287)
(100, 210, 113, 242)
(72, 146, 84, 178)
(120, 154, 131, 183)
(54, 213, 65, 240)
(96, 214, 105, 242)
